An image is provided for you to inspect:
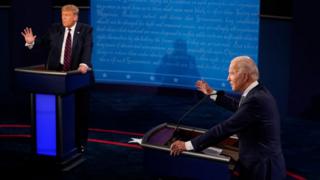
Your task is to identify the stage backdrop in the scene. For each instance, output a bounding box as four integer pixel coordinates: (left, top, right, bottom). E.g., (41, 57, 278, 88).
(91, 0, 260, 90)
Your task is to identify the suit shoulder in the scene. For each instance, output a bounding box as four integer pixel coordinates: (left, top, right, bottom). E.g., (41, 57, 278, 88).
(78, 23, 93, 30)
(250, 86, 277, 107)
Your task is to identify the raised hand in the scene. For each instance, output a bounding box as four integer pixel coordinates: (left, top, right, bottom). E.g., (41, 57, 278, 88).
(195, 80, 214, 95)
(21, 27, 37, 44)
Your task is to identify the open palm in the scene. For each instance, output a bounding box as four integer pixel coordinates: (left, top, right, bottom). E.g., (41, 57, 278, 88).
(195, 80, 213, 95)
(21, 27, 37, 44)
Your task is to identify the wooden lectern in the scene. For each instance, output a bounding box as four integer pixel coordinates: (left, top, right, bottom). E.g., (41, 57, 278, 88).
(14, 64, 93, 171)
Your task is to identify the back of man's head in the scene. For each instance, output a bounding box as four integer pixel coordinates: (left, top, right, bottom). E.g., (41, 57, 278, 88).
(232, 56, 259, 81)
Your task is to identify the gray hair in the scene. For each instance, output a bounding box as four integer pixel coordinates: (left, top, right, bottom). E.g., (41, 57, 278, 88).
(232, 56, 259, 81)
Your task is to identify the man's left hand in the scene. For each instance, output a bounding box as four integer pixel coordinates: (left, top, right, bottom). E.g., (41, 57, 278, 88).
(170, 140, 186, 156)
(78, 64, 88, 74)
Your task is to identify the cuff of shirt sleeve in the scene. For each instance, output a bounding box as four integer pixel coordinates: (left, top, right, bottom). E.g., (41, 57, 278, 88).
(185, 141, 194, 151)
(209, 90, 217, 101)
(79, 63, 89, 69)
(25, 41, 35, 49)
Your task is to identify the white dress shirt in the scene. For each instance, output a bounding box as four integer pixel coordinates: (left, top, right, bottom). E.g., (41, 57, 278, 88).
(60, 23, 76, 65)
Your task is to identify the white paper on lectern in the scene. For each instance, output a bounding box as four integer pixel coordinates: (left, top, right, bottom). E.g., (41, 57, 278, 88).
(128, 137, 142, 144)
(202, 146, 223, 156)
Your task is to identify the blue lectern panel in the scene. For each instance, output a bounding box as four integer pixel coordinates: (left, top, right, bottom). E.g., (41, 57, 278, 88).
(36, 94, 56, 156)
(91, 0, 260, 90)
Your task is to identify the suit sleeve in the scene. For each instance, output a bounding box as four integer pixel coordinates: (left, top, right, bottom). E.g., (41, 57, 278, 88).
(215, 91, 240, 112)
(80, 26, 93, 67)
(191, 96, 258, 151)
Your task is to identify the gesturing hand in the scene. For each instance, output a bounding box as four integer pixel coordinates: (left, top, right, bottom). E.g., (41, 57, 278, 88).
(21, 27, 37, 44)
(195, 80, 214, 95)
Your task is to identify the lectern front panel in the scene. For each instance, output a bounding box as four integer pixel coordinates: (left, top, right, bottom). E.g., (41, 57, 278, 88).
(35, 94, 56, 156)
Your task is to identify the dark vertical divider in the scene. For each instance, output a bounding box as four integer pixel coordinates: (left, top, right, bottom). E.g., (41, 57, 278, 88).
(288, 1, 320, 119)
(6, 0, 52, 120)
(0, 7, 10, 110)
(258, 17, 292, 118)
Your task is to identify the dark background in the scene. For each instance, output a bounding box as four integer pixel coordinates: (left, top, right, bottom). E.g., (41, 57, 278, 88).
(0, 0, 294, 17)
(1, 0, 320, 179)
(2, 0, 318, 120)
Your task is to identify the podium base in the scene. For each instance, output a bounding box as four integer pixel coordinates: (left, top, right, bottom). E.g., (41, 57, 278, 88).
(59, 152, 86, 172)
(30, 152, 86, 172)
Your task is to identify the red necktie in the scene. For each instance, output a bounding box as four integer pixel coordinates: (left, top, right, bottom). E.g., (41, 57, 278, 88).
(63, 28, 72, 71)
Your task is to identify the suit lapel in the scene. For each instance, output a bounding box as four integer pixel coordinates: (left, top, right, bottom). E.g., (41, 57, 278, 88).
(72, 24, 80, 56)
(70, 23, 81, 68)
(57, 26, 65, 57)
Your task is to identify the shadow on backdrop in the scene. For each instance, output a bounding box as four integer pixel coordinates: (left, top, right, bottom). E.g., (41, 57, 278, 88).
(155, 39, 200, 90)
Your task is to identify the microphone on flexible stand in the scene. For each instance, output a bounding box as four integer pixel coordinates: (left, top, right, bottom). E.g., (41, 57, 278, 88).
(170, 92, 216, 141)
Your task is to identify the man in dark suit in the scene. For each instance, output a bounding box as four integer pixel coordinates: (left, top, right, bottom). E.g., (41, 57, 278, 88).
(170, 56, 286, 180)
(21, 4, 93, 153)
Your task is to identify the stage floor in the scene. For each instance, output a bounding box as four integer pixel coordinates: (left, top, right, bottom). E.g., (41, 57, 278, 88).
(0, 87, 317, 179)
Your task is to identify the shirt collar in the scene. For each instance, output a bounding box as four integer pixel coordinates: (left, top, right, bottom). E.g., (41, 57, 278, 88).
(65, 22, 77, 33)
(242, 81, 259, 97)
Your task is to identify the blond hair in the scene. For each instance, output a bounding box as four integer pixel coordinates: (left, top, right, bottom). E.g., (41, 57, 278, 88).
(61, 4, 79, 16)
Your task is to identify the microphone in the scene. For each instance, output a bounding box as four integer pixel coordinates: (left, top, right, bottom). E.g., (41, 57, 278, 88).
(170, 92, 216, 141)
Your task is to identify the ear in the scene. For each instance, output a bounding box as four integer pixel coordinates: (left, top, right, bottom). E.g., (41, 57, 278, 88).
(74, 15, 78, 22)
(241, 72, 249, 82)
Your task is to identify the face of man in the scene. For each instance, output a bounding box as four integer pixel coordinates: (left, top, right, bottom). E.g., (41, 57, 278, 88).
(61, 10, 78, 28)
(227, 60, 247, 93)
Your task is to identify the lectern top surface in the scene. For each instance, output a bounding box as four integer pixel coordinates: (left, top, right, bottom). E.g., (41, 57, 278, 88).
(14, 64, 90, 76)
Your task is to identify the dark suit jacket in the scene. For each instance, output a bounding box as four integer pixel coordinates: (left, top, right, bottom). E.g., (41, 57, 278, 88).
(34, 22, 93, 70)
(191, 84, 286, 180)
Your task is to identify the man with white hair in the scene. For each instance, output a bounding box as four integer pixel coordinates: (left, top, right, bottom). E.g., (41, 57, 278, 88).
(170, 56, 286, 180)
